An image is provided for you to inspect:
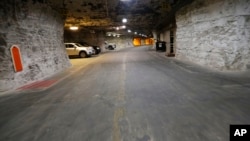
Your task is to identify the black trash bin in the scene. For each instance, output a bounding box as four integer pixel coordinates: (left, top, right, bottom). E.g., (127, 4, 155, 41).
(156, 41, 166, 51)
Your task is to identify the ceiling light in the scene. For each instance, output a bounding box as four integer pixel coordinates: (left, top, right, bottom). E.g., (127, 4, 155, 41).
(121, 25, 126, 29)
(116, 27, 120, 30)
(128, 29, 131, 33)
(122, 18, 127, 23)
(134, 32, 137, 34)
(69, 26, 78, 30)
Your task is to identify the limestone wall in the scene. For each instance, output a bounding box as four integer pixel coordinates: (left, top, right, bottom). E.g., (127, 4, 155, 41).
(176, 0, 250, 71)
(64, 30, 134, 50)
(64, 29, 104, 46)
(0, 1, 71, 91)
(105, 36, 134, 49)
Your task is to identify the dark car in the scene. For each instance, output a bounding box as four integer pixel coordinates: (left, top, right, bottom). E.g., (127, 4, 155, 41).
(78, 42, 101, 55)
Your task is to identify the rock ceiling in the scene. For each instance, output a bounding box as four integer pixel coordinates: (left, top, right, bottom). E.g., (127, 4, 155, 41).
(49, 0, 193, 35)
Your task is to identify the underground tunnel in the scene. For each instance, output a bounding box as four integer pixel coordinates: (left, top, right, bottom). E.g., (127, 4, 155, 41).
(0, 0, 250, 92)
(0, 1, 250, 141)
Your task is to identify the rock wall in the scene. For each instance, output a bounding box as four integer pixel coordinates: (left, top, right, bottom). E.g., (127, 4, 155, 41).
(176, 0, 250, 71)
(105, 35, 134, 49)
(64, 29, 104, 46)
(64, 29, 134, 50)
(0, 0, 71, 91)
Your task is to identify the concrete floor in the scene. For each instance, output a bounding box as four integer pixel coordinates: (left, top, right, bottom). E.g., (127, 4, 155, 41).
(0, 46, 250, 141)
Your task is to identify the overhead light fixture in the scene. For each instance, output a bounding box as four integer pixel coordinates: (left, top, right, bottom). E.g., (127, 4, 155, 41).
(69, 26, 78, 30)
(116, 27, 120, 30)
(128, 29, 131, 33)
(121, 25, 126, 29)
(122, 18, 127, 23)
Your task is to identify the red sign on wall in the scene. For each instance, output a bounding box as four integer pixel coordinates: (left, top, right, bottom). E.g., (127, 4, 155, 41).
(10, 45, 23, 72)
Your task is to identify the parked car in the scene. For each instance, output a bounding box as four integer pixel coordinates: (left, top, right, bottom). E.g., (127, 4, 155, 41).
(78, 42, 101, 55)
(104, 41, 116, 50)
(64, 43, 95, 58)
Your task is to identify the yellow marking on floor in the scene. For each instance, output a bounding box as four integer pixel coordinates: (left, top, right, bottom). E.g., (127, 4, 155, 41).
(113, 53, 127, 141)
(117, 54, 126, 101)
(112, 107, 125, 141)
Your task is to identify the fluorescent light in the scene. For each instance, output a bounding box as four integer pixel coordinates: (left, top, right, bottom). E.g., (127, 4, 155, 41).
(69, 26, 78, 30)
(122, 18, 127, 23)
(128, 29, 131, 33)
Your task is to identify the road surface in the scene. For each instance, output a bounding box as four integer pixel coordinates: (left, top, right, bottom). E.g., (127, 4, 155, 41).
(0, 46, 250, 141)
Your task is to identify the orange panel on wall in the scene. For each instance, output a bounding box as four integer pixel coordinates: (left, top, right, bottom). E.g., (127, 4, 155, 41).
(10, 45, 23, 72)
(145, 38, 152, 45)
(133, 38, 141, 46)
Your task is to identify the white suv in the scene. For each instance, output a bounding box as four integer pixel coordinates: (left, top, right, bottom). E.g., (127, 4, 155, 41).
(65, 43, 95, 58)
(104, 41, 116, 50)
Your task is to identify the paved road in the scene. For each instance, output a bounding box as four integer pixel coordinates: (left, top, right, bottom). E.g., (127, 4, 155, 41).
(0, 46, 250, 141)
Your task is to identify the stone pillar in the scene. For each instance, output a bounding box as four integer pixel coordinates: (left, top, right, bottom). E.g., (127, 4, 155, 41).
(0, 0, 71, 91)
(169, 28, 176, 57)
(152, 30, 158, 49)
(160, 33, 164, 41)
(164, 30, 171, 56)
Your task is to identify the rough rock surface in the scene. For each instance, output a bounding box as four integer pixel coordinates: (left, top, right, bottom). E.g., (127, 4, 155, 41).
(64, 30, 134, 50)
(176, 0, 250, 71)
(0, 0, 71, 91)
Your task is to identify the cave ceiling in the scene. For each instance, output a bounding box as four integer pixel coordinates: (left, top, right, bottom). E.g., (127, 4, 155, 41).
(49, 0, 193, 36)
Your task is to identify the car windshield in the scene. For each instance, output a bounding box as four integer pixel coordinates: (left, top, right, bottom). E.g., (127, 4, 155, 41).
(75, 43, 83, 47)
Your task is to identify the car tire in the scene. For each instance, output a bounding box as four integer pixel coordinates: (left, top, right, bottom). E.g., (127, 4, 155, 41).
(108, 45, 114, 50)
(79, 51, 87, 58)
